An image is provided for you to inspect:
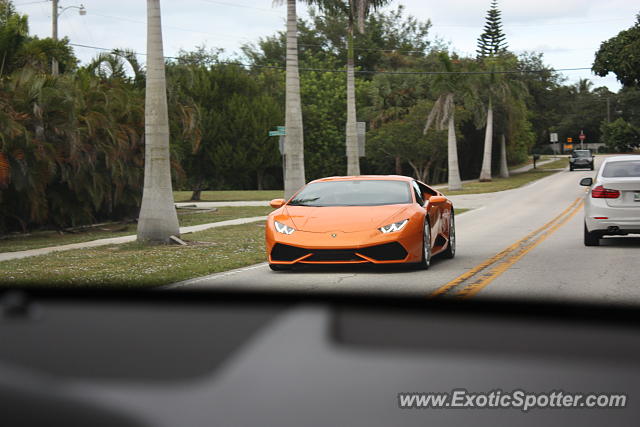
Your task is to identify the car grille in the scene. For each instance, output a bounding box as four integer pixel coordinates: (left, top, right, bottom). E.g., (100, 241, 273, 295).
(270, 242, 408, 262)
(307, 249, 363, 262)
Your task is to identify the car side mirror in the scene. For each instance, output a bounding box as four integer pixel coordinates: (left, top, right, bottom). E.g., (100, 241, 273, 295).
(269, 198, 285, 209)
(579, 178, 593, 187)
(428, 195, 447, 205)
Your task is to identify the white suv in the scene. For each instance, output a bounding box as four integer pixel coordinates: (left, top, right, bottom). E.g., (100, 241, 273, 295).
(580, 155, 640, 246)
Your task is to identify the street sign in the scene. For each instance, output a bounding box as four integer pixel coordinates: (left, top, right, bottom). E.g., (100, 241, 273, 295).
(579, 132, 586, 141)
(566, 137, 573, 143)
(357, 121, 366, 157)
(269, 125, 286, 137)
(550, 133, 558, 143)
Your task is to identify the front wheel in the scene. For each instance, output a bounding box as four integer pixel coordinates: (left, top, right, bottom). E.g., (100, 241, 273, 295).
(442, 211, 456, 259)
(584, 223, 600, 246)
(417, 219, 432, 269)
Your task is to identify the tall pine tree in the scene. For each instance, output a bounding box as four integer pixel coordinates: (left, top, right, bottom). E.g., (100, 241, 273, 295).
(476, 0, 507, 58)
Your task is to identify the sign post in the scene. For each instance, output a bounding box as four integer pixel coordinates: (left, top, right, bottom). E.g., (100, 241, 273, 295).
(356, 122, 366, 157)
(269, 126, 286, 183)
(579, 130, 586, 149)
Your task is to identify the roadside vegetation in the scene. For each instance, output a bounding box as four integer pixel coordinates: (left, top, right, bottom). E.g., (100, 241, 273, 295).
(3, 0, 638, 238)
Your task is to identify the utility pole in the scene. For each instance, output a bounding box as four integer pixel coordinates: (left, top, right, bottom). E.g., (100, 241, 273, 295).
(51, 0, 59, 75)
(50, 1, 86, 75)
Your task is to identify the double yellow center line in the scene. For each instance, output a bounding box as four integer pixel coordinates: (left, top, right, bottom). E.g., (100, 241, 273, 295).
(430, 197, 585, 299)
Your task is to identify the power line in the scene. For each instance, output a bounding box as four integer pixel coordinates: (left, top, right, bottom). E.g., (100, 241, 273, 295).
(69, 42, 593, 75)
(198, 0, 283, 15)
(431, 17, 631, 29)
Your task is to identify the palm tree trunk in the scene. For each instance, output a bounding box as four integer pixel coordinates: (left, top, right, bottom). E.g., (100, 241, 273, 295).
(447, 107, 462, 190)
(479, 97, 493, 182)
(345, 21, 360, 176)
(499, 133, 509, 178)
(137, 0, 180, 243)
(283, 0, 305, 199)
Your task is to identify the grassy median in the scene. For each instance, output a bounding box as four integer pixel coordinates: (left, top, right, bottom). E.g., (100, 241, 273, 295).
(0, 222, 267, 287)
(0, 206, 272, 253)
(442, 160, 566, 196)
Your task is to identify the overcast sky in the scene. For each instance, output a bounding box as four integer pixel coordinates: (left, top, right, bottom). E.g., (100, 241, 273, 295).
(14, 0, 639, 91)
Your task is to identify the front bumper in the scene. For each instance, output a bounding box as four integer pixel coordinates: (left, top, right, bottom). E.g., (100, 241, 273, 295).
(266, 223, 423, 265)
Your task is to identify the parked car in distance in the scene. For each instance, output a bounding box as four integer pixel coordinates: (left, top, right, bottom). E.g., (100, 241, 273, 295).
(570, 149, 594, 171)
(580, 155, 640, 246)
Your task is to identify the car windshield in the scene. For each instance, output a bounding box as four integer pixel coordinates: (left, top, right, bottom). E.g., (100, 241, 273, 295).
(573, 151, 591, 157)
(602, 161, 640, 178)
(288, 180, 412, 207)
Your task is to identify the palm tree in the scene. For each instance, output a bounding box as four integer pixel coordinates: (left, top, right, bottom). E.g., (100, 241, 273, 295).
(481, 56, 528, 181)
(316, 0, 390, 176)
(424, 52, 466, 191)
(498, 133, 508, 178)
(137, 0, 180, 243)
(477, 57, 510, 182)
(479, 93, 494, 182)
(274, 0, 306, 199)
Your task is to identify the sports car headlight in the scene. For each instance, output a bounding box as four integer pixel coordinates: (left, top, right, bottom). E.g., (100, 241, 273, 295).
(274, 221, 295, 235)
(378, 219, 409, 234)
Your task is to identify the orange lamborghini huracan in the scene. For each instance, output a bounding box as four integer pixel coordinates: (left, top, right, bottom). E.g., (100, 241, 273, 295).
(265, 175, 455, 271)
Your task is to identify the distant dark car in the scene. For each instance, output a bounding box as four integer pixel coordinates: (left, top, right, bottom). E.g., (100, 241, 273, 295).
(569, 149, 594, 171)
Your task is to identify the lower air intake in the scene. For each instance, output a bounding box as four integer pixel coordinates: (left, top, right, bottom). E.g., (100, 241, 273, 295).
(358, 242, 408, 261)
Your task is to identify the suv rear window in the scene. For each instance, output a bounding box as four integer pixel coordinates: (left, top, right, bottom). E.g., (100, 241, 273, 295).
(602, 160, 640, 178)
(572, 150, 592, 157)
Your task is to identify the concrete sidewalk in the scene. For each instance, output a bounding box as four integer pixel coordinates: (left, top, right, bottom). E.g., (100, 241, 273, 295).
(0, 216, 267, 263)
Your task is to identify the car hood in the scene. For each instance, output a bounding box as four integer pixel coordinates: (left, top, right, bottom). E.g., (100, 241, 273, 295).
(282, 204, 411, 233)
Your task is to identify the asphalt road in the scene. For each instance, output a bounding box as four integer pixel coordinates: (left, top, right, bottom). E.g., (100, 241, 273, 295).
(171, 156, 640, 305)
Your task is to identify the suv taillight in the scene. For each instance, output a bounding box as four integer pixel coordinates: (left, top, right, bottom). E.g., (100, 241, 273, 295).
(591, 185, 620, 199)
